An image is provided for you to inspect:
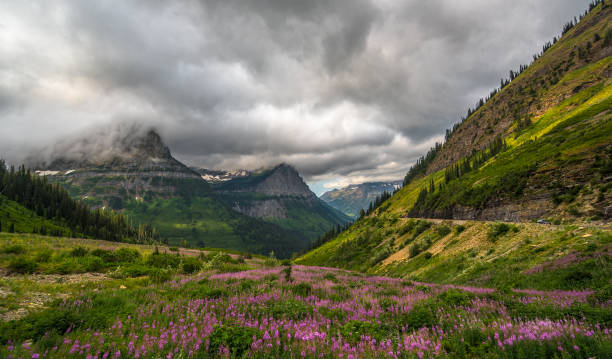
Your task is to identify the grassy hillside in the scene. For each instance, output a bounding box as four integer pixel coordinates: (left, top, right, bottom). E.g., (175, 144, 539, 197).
(0, 195, 72, 237)
(297, 3, 612, 285)
(297, 217, 611, 290)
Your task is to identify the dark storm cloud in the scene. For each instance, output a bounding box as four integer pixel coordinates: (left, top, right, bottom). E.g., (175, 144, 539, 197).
(0, 0, 592, 187)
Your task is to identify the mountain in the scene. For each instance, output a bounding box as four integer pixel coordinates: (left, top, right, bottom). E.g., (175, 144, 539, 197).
(202, 164, 351, 242)
(30, 127, 309, 257)
(31, 127, 207, 209)
(320, 181, 402, 218)
(298, 3, 612, 279)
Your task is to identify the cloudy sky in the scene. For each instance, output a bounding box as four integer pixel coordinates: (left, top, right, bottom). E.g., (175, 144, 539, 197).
(0, 0, 591, 194)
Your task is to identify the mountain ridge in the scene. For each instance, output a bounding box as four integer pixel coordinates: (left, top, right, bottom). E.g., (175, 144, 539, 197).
(321, 181, 402, 218)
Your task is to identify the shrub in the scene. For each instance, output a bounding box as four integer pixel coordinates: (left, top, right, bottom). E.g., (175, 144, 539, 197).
(588, 284, 612, 305)
(282, 265, 293, 282)
(437, 289, 474, 307)
(198, 287, 227, 299)
(208, 253, 237, 265)
(414, 221, 432, 237)
(8, 256, 38, 274)
(564, 269, 593, 284)
(280, 259, 291, 266)
(263, 258, 279, 267)
(54, 259, 84, 274)
(149, 268, 172, 283)
(85, 256, 105, 272)
(115, 248, 141, 263)
(488, 222, 510, 241)
(409, 243, 422, 258)
(455, 225, 466, 234)
(181, 257, 202, 274)
(118, 264, 150, 278)
(1, 244, 26, 255)
(208, 325, 259, 357)
(267, 299, 312, 320)
(403, 303, 436, 330)
(291, 283, 312, 297)
(70, 246, 89, 257)
(35, 249, 53, 263)
(0, 308, 77, 345)
(436, 225, 451, 237)
(423, 252, 433, 259)
(146, 253, 181, 269)
(323, 273, 338, 282)
(91, 249, 117, 263)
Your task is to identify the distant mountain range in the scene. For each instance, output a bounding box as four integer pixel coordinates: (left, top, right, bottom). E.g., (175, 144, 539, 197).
(31, 127, 349, 257)
(320, 181, 402, 218)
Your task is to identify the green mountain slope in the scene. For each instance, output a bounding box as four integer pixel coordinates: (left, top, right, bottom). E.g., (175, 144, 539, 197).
(210, 164, 350, 242)
(297, 3, 612, 282)
(0, 195, 72, 237)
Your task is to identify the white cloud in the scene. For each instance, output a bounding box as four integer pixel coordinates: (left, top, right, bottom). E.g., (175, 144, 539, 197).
(0, 0, 592, 188)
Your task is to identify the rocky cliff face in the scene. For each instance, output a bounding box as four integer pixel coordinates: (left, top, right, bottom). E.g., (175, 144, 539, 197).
(214, 164, 319, 218)
(211, 164, 350, 240)
(253, 164, 315, 198)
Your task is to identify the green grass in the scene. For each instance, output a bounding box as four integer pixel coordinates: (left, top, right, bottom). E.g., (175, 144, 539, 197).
(298, 217, 612, 291)
(0, 233, 262, 319)
(0, 195, 72, 237)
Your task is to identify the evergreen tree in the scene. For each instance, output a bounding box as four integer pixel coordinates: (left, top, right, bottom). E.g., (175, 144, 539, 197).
(0, 159, 159, 243)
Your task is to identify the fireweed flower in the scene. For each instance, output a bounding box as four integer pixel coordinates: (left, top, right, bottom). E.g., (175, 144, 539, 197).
(2, 266, 610, 358)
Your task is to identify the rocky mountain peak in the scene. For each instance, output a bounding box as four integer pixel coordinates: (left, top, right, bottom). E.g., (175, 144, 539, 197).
(30, 125, 179, 171)
(255, 163, 314, 197)
(130, 129, 172, 160)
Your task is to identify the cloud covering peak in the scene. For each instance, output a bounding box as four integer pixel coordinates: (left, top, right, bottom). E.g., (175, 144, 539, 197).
(0, 0, 592, 187)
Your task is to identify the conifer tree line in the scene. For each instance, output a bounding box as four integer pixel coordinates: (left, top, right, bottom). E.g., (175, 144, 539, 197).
(444, 135, 506, 184)
(0, 160, 159, 243)
(301, 222, 353, 255)
(361, 191, 393, 218)
(403, 143, 442, 186)
(404, 0, 606, 189)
